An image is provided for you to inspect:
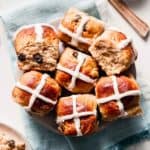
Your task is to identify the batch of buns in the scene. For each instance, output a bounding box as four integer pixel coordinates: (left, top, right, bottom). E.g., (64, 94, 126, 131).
(12, 8, 142, 136)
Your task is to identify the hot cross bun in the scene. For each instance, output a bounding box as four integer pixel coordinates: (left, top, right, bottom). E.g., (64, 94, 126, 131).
(55, 47, 99, 93)
(56, 94, 98, 136)
(57, 8, 105, 53)
(12, 71, 61, 116)
(95, 75, 142, 121)
(14, 23, 59, 71)
(89, 29, 137, 75)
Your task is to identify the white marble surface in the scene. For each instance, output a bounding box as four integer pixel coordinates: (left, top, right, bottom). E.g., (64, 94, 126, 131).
(0, 0, 150, 149)
(0, 16, 24, 133)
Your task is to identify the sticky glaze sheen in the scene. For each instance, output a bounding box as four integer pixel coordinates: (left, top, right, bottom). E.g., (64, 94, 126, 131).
(15, 74, 56, 112)
(56, 51, 95, 89)
(97, 76, 141, 117)
(13, 23, 57, 42)
(56, 95, 97, 136)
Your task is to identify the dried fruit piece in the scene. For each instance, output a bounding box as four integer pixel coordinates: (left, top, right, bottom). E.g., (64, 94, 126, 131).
(18, 53, 26, 61)
(33, 53, 43, 64)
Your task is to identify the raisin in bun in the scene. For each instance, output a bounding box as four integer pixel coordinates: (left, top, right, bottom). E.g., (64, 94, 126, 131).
(13, 23, 59, 71)
(12, 71, 61, 116)
(55, 47, 99, 93)
(57, 8, 105, 53)
(95, 75, 142, 121)
(89, 29, 137, 75)
(56, 94, 98, 136)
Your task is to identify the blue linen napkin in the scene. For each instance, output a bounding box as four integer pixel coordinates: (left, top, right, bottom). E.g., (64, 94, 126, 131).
(1, 0, 150, 149)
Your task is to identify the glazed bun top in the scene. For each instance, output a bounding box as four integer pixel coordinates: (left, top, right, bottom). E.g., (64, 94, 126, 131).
(57, 7, 105, 53)
(96, 75, 141, 120)
(56, 94, 97, 136)
(57, 94, 97, 117)
(61, 7, 105, 39)
(14, 23, 58, 52)
(96, 75, 140, 98)
(13, 23, 60, 72)
(55, 47, 99, 93)
(57, 47, 99, 80)
(12, 71, 61, 115)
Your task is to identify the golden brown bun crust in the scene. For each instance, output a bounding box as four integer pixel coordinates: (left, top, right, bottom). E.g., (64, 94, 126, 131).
(57, 8, 105, 52)
(95, 76, 142, 121)
(89, 30, 136, 75)
(14, 24, 59, 71)
(56, 94, 98, 136)
(55, 47, 99, 93)
(12, 71, 61, 115)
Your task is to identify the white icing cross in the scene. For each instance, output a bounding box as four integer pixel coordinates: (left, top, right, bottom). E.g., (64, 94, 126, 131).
(97, 76, 141, 116)
(56, 51, 95, 89)
(117, 37, 132, 50)
(57, 95, 97, 136)
(59, 14, 91, 46)
(72, 95, 82, 136)
(16, 74, 57, 112)
(112, 76, 125, 115)
(34, 24, 44, 43)
(71, 15, 89, 46)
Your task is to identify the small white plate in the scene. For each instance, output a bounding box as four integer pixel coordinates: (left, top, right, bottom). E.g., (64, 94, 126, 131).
(0, 123, 32, 150)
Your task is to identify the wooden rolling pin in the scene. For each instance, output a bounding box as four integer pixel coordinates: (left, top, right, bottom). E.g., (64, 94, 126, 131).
(108, 0, 150, 38)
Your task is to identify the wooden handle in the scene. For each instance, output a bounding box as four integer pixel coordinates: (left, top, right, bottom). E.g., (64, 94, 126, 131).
(108, 0, 150, 38)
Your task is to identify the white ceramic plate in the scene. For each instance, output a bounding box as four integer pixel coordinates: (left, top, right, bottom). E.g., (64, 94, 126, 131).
(0, 123, 32, 150)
